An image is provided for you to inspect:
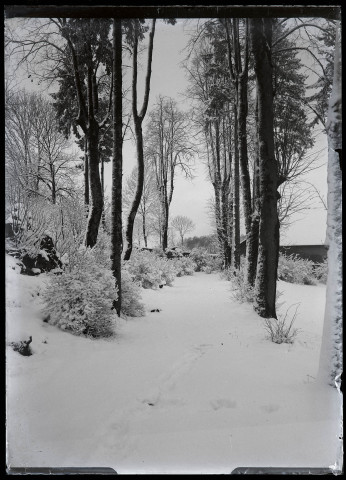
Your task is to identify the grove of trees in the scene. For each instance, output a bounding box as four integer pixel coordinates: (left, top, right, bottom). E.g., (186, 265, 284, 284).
(5, 6, 341, 386)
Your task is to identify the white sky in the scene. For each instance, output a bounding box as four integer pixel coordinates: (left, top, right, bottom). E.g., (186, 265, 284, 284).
(104, 18, 329, 245)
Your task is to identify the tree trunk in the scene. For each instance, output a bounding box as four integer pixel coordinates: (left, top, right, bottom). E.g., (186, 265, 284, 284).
(111, 18, 123, 316)
(318, 21, 342, 388)
(213, 183, 224, 259)
(161, 195, 169, 250)
(233, 103, 240, 269)
(84, 136, 89, 207)
(238, 74, 252, 238)
(221, 181, 232, 268)
(124, 118, 144, 260)
(85, 122, 103, 248)
(246, 97, 260, 286)
(101, 154, 106, 228)
(123, 19, 156, 260)
(246, 153, 260, 286)
(250, 18, 279, 319)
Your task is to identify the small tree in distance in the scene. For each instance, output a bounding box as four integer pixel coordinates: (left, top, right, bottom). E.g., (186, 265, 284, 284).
(171, 215, 195, 247)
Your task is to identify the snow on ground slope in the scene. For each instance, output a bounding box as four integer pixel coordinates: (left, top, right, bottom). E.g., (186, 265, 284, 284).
(6, 255, 342, 474)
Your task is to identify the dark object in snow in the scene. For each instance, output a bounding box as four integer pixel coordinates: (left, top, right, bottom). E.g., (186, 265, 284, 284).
(147, 403, 155, 406)
(5, 223, 14, 238)
(150, 309, 161, 313)
(43, 314, 51, 323)
(10, 336, 33, 356)
(18, 235, 63, 275)
(140, 247, 153, 252)
(159, 284, 164, 289)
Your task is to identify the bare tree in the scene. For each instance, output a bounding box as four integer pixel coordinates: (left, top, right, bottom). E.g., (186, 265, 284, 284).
(5, 90, 79, 204)
(6, 17, 113, 247)
(123, 19, 156, 260)
(171, 215, 195, 247)
(145, 96, 195, 250)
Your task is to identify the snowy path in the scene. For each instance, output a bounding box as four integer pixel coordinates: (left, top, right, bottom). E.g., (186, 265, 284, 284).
(6, 269, 342, 473)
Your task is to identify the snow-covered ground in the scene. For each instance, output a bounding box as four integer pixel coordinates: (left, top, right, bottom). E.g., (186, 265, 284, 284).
(5, 254, 342, 474)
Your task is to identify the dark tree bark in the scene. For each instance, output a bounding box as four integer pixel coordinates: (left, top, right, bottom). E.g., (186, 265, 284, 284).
(232, 103, 240, 269)
(224, 18, 252, 241)
(111, 18, 123, 316)
(84, 137, 89, 207)
(124, 19, 156, 260)
(60, 20, 109, 248)
(85, 119, 103, 247)
(246, 96, 260, 286)
(234, 19, 252, 238)
(250, 18, 280, 319)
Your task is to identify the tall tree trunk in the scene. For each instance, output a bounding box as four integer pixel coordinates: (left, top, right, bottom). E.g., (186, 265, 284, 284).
(161, 194, 169, 250)
(238, 74, 252, 238)
(142, 219, 148, 247)
(101, 154, 106, 228)
(213, 183, 224, 258)
(221, 181, 232, 268)
(246, 96, 260, 286)
(84, 138, 89, 208)
(228, 181, 234, 265)
(250, 18, 279, 319)
(85, 122, 103, 247)
(124, 19, 156, 260)
(124, 118, 144, 260)
(111, 18, 123, 316)
(318, 21, 342, 388)
(233, 103, 240, 269)
(246, 154, 260, 286)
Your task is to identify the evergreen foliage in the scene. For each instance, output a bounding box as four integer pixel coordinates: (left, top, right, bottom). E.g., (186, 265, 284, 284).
(43, 247, 118, 338)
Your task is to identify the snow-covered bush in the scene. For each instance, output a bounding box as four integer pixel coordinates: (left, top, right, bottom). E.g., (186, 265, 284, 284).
(126, 250, 163, 289)
(224, 264, 254, 303)
(160, 257, 178, 286)
(126, 249, 177, 289)
(189, 248, 222, 273)
(43, 247, 118, 338)
(313, 259, 328, 284)
(174, 256, 197, 277)
(278, 254, 317, 285)
(263, 304, 299, 344)
(121, 270, 146, 317)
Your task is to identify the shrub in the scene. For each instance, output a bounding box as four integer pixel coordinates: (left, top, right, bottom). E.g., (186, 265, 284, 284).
(189, 248, 222, 273)
(278, 253, 317, 285)
(263, 304, 299, 344)
(174, 256, 197, 276)
(121, 269, 146, 317)
(90, 234, 146, 317)
(43, 247, 117, 338)
(224, 264, 254, 303)
(126, 249, 177, 289)
(313, 259, 328, 284)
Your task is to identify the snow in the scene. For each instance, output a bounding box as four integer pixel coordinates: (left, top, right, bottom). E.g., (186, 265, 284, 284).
(6, 256, 342, 474)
